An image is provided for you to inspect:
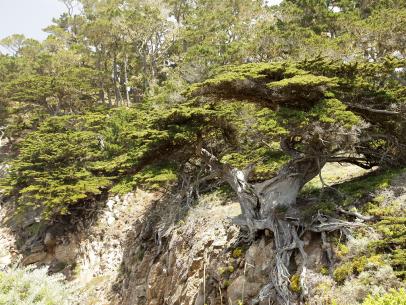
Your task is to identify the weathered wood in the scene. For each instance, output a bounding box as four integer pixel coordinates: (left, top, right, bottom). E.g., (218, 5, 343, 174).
(200, 146, 362, 304)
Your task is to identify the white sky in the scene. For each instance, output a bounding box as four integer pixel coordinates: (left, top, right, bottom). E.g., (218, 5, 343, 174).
(265, 0, 283, 6)
(0, 0, 67, 41)
(0, 0, 283, 42)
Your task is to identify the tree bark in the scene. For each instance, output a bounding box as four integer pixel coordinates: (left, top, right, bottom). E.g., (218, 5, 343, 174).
(113, 53, 123, 106)
(200, 148, 325, 304)
(96, 47, 105, 104)
(199, 143, 364, 304)
(201, 148, 321, 229)
(124, 53, 130, 106)
(101, 57, 112, 107)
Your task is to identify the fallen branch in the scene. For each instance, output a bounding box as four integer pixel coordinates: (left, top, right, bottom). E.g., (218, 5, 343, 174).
(327, 156, 377, 169)
(336, 207, 377, 221)
(348, 103, 401, 116)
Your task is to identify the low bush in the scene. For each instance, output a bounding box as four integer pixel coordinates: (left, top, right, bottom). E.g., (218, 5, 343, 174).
(362, 289, 406, 305)
(0, 266, 76, 305)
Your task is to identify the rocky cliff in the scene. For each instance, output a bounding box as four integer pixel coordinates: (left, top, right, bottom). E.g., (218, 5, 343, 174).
(1, 163, 405, 305)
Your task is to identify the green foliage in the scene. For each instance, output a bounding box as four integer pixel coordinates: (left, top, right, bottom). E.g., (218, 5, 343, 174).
(338, 171, 396, 200)
(304, 168, 405, 207)
(267, 73, 336, 90)
(0, 5, 404, 305)
(0, 3, 404, 303)
(289, 274, 301, 293)
(218, 265, 234, 275)
(0, 0, 404, 247)
(391, 249, 406, 279)
(333, 255, 384, 283)
(192, 61, 367, 136)
(222, 280, 231, 288)
(194, 62, 296, 87)
(5, 67, 99, 114)
(336, 243, 350, 258)
(362, 289, 406, 305)
(309, 98, 360, 128)
(2, 54, 403, 221)
(369, 216, 406, 279)
(110, 164, 178, 194)
(232, 247, 244, 259)
(0, 266, 75, 305)
(1, 114, 111, 217)
(6, 75, 53, 105)
(320, 266, 329, 276)
(302, 167, 406, 283)
(175, 0, 262, 78)
(190, 62, 339, 100)
(0, 105, 226, 218)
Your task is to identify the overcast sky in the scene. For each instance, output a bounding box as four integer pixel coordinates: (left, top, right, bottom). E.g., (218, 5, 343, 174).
(0, 0, 283, 42)
(0, 0, 67, 41)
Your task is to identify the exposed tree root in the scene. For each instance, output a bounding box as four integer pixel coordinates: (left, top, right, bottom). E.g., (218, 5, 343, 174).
(198, 147, 367, 304)
(251, 213, 363, 305)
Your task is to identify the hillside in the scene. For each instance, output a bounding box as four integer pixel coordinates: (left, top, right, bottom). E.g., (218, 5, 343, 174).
(0, 1, 405, 305)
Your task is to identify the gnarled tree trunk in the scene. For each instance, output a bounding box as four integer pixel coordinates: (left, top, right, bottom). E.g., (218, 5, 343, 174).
(200, 148, 327, 304)
(201, 148, 322, 231)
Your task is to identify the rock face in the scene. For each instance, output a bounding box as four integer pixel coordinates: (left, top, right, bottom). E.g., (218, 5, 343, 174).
(0, 188, 326, 305)
(2, 168, 404, 304)
(114, 198, 242, 305)
(112, 196, 326, 305)
(0, 142, 16, 270)
(0, 189, 160, 304)
(0, 220, 16, 270)
(111, 191, 311, 305)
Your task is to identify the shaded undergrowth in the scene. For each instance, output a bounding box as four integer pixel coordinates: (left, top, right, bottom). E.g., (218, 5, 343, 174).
(300, 166, 406, 284)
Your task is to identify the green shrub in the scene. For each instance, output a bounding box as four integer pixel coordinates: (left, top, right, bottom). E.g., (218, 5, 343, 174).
(362, 289, 406, 305)
(0, 114, 112, 218)
(320, 266, 329, 276)
(333, 255, 384, 283)
(336, 243, 349, 258)
(391, 249, 406, 278)
(370, 217, 406, 279)
(333, 261, 354, 283)
(232, 247, 244, 258)
(289, 274, 301, 293)
(0, 266, 76, 305)
(0, 106, 217, 219)
(222, 280, 231, 288)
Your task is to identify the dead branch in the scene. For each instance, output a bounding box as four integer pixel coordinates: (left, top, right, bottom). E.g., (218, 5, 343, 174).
(327, 156, 377, 169)
(336, 207, 377, 221)
(348, 103, 401, 116)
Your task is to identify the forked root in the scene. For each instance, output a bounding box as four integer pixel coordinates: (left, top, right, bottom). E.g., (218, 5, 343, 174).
(252, 213, 362, 305)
